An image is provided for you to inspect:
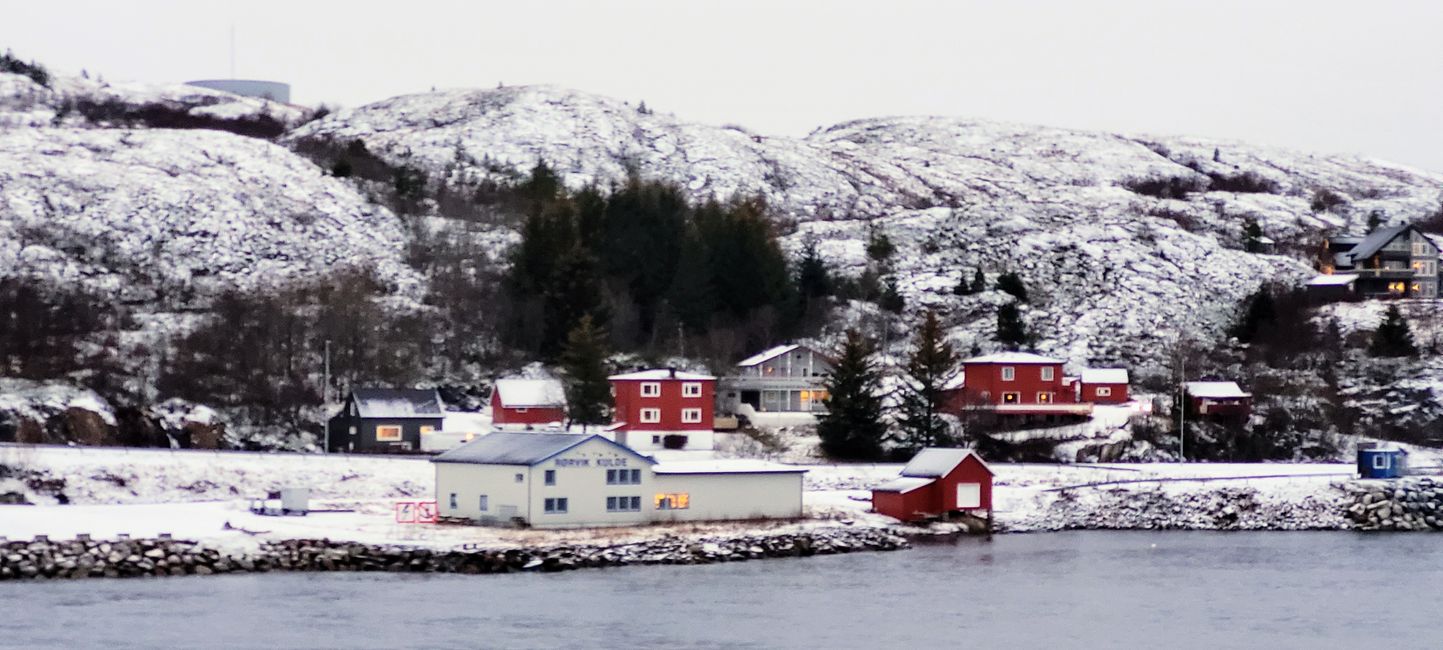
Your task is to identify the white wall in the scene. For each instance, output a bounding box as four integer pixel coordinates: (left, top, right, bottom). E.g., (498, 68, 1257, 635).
(435, 463, 531, 522)
(608, 429, 715, 452)
(651, 472, 804, 523)
(526, 438, 653, 528)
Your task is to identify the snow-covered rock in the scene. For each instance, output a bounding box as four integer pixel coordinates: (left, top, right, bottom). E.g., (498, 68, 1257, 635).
(0, 71, 309, 130)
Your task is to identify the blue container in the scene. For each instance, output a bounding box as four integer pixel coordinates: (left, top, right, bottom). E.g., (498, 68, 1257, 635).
(1358, 448, 1406, 479)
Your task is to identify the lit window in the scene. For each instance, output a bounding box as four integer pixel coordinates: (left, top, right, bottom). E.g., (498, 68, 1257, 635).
(1096, 387, 1112, 397)
(420, 425, 435, 435)
(1002, 392, 1020, 404)
(478, 495, 488, 512)
(655, 493, 690, 510)
(682, 382, 702, 397)
(641, 382, 661, 397)
(544, 469, 556, 486)
(681, 408, 703, 423)
(544, 498, 568, 514)
(606, 496, 642, 512)
(1037, 392, 1053, 403)
(375, 425, 402, 441)
(1040, 367, 1054, 381)
(1001, 367, 1015, 381)
(640, 408, 661, 423)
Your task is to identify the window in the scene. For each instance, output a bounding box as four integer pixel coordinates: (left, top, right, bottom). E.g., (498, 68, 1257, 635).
(1096, 387, 1112, 397)
(1373, 455, 1389, 470)
(655, 493, 690, 510)
(478, 495, 489, 512)
(514, 473, 524, 483)
(682, 382, 702, 397)
(641, 382, 661, 397)
(1002, 392, 1021, 404)
(1037, 392, 1053, 403)
(681, 408, 703, 423)
(515, 407, 528, 413)
(1001, 367, 1015, 381)
(544, 497, 568, 514)
(348, 426, 357, 436)
(375, 425, 402, 442)
(651, 435, 661, 444)
(607, 496, 642, 512)
(640, 408, 661, 423)
(607, 469, 642, 485)
(544, 469, 556, 486)
(448, 493, 457, 509)
(1040, 367, 1054, 381)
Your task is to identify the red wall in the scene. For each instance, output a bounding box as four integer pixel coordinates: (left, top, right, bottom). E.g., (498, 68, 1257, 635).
(1082, 382, 1129, 404)
(872, 454, 994, 521)
(873, 488, 933, 522)
(1189, 396, 1252, 418)
(962, 362, 1072, 405)
(611, 378, 715, 431)
(490, 391, 566, 426)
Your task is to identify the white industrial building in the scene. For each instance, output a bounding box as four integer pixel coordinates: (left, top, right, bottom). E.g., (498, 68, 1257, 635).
(432, 432, 805, 528)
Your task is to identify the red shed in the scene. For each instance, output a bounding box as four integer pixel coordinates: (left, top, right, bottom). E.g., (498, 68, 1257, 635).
(1185, 381, 1252, 420)
(609, 368, 716, 450)
(489, 378, 567, 427)
(872, 448, 994, 522)
(1080, 368, 1130, 404)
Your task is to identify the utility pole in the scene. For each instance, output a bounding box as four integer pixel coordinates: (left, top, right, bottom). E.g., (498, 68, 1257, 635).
(323, 339, 332, 454)
(1178, 339, 1186, 462)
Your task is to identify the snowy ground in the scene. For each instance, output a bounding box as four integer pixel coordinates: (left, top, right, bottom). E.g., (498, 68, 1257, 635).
(1, 443, 1407, 549)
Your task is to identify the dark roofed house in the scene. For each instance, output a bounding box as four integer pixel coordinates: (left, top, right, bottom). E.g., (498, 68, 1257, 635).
(327, 388, 445, 453)
(1320, 224, 1439, 299)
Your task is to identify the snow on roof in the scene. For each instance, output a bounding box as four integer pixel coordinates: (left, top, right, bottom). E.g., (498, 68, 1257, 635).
(873, 476, 935, 493)
(433, 432, 652, 466)
(1080, 368, 1129, 384)
(651, 460, 807, 475)
(1306, 274, 1358, 287)
(493, 378, 567, 408)
(963, 352, 1063, 364)
(351, 388, 444, 418)
(1185, 381, 1250, 399)
(737, 344, 800, 367)
(608, 369, 716, 381)
(900, 448, 992, 478)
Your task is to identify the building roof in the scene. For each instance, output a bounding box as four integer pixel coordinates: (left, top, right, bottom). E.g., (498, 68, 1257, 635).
(963, 352, 1063, 365)
(432, 432, 653, 466)
(1080, 368, 1129, 384)
(1306, 273, 1358, 287)
(609, 368, 716, 381)
(492, 378, 567, 408)
(350, 388, 444, 418)
(1348, 224, 1412, 260)
(1185, 381, 1251, 399)
(651, 460, 807, 475)
(737, 344, 799, 367)
(900, 448, 993, 478)
(873, 476, 935, 493)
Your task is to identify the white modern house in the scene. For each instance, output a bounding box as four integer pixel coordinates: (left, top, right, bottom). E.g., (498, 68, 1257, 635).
(717, 344, 833, 421)
(432, 432, 805, 528)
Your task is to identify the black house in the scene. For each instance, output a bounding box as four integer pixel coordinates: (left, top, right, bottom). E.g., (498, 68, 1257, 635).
(327, 388, 445, 453)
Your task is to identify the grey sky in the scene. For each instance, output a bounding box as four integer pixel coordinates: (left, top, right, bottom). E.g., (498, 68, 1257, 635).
(7, 0, 1443, 171)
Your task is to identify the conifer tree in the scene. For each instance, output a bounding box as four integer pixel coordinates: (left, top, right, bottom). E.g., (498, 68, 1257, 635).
(1370, 306, 1417, 357)
(796, 239, 832, 302)
(970, 267, 987, 294)
(895, 311, 960, 451)
(1230, 288, 1276, 344)
(879, 277, 905, 313)
(996, 271, 1028, 302)
(1243, 217, 1264, 253)
(953, 269, 973, 296)
(816, 329, 887, 461)
(561, 315, 613, 427)
(997, 303, 1030, 348)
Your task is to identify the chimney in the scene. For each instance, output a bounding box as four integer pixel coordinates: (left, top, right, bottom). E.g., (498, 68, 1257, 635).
(668, 367, 677, 378)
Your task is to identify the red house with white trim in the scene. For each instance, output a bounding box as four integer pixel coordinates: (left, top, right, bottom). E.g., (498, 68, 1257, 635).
(872, 448, 993, 522)
(1079, 368, 1130, 404)
(489, 378, 567, 428)
(608, 368, 716, 451)
(950, 352, 1092, 421)
(1185, 381, 1252, 421)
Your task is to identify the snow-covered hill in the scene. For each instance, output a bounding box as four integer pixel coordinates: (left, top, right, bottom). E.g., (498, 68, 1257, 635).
(288, 85, 1443, 372)
(0, 71, 308, 130)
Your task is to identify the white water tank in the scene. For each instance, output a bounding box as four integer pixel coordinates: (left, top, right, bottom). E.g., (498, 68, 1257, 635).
(185, 79, 291, 103)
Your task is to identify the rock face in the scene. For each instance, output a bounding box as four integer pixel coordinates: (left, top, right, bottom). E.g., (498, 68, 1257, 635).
(1344, 478, 1443, 531)
(1005, 484, 1350, 532)
(0, 528, 909, 581)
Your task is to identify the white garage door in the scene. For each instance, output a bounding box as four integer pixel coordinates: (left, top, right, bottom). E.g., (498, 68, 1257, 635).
(956, 483, 981, 509)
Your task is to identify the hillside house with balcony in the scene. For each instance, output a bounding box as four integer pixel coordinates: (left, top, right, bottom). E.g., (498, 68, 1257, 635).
(1318, 224, 1439, 299)
(946, 352, 1092, 425)
(717, 344, 833, 418)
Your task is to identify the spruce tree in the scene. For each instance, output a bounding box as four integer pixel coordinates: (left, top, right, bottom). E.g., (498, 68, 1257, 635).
(865, 225, 895, 264)
(996, 272, 1028, 302)
(970, 268, 987, 294)
(1370, 306, 1417, 357)
(879, 277, 905, 313)
(816, 329, 887, 461)
(561, 315, 613, 427)
(895, 311, 960, 452)
(1230, 288, 1275, 344)
(1243, 217, 1264, 253)
(796, 239, 832, 301)
(997, 303, 1030, 348)
(953, 269, 973, 296)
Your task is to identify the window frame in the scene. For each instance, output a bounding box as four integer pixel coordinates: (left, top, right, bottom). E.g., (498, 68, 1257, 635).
(478, 495, 489, 512)
(1001, 367, 1015, 382)
(606, 496, 642, 512)
(375, 425, 403, 442)
(1096, 386, 1112, 397)
(1037, 392, 1053, 404)
(1002, 391, 1021, 404)
(640, 382, 662, 397)
(682, 382, 703, 398)
(544, 497, 569, 514)
(639, 408, 662, 424)
(1040, 366, 1054, 381)
(654, 493, 690, 510)
(681, 407, 703, 424)
(544, 469, 556, 486)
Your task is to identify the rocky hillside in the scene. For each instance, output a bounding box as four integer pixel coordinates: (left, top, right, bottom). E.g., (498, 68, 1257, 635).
(289, 84, 1443, 373)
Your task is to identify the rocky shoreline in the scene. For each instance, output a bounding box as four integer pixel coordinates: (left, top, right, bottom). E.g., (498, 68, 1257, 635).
(0, 527, 910, 582)
(998, 483, 1352, 532)
(1344, 477, 1443, 531)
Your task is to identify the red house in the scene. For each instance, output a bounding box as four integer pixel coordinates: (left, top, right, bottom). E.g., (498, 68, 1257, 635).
(1080, 368, 1130, 404)
(872, 448, 994, 522)
(608, 368, 716, 451)
(1184, 381, 1252, 421)
(489, 378, 567, 428)
(951, 352, 1092, 421)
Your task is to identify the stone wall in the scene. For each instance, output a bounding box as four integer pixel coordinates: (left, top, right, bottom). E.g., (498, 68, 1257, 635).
(1344, 477, 1443, 531)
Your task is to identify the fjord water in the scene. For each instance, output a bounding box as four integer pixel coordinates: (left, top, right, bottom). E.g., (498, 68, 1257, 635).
(1, 531, 1436, 649)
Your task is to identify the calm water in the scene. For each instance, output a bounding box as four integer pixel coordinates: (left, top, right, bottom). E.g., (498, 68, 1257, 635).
(1, 531, 1439, 649)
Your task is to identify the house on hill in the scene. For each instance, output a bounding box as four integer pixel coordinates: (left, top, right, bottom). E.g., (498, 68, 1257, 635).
(326, 388, 445, 453)
(490, 378, 567, 428)
(872, 448, 993, 523)
(947, 352, 1092, 424)
(1079, 368, 1130, 404)
(1184, 381, 1252, 421)
(717, 343, 833, 418)
(1318, 224, 1439, 298)
(608, 368, 716, 451)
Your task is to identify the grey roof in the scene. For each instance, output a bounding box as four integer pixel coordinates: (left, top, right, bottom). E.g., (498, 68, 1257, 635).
(351, 388, 444, 418)
(432, 432, 653, 466)
(1348, 224, 1412, 260)
(900, 448, 992, 478)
